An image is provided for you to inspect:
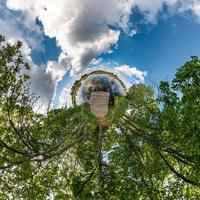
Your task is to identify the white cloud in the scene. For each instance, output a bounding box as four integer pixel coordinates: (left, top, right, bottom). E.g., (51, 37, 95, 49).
(0, 2, 42, 51)
(132, 0, 200, 23)
(6, 0, 200, 75)
(3, 0, 200, 109)
(0, 1, 71, 106)
(115, 65, 147, 87)
(6, 0, 135, 74)
(131, 0, 178, 23)
(28, 54, 71, 105)
(59, 85, 72, 108)
(178, 1, 200, 22)
(46, 53, 71, 84)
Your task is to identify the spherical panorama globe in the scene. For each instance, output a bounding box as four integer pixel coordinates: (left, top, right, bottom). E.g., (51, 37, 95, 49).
(71, 70, 127, 125)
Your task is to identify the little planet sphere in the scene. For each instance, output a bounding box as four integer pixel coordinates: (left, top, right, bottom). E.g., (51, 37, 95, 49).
(71, 70, 126, 121)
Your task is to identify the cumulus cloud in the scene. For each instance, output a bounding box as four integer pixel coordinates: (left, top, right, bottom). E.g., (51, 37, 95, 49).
(6, 0, 135, 74)
(6, 0, 200, 75)
(26, 53, 71, 106)
(178, 1, 200, 22)
(2, 0, 200, 108)
(132, 0, 178, 23)
(0, 1, 71, 105)
(0, 1, 42, 50)
(132, 0, 200, 23)
(115, 65, 147, 87)
(46, 53, 71, 84)
(59, 85, 73, 108)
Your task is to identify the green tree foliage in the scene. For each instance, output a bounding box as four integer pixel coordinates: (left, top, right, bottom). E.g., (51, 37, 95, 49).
(0, 35, 200, 199)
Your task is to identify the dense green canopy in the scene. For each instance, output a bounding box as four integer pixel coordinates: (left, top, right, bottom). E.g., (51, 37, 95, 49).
(0, 34, 200, 199)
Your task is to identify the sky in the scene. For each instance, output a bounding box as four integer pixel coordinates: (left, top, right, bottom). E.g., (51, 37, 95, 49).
(1, 0, 200, 109)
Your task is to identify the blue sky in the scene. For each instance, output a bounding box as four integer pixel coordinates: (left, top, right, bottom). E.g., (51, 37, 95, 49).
(103, 14, 200, 84)
(1, 0, 200, 108)
(31, 10, 200, 84)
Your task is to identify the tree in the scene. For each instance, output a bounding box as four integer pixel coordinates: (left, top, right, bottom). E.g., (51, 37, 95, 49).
(0, 34, 199, 199)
